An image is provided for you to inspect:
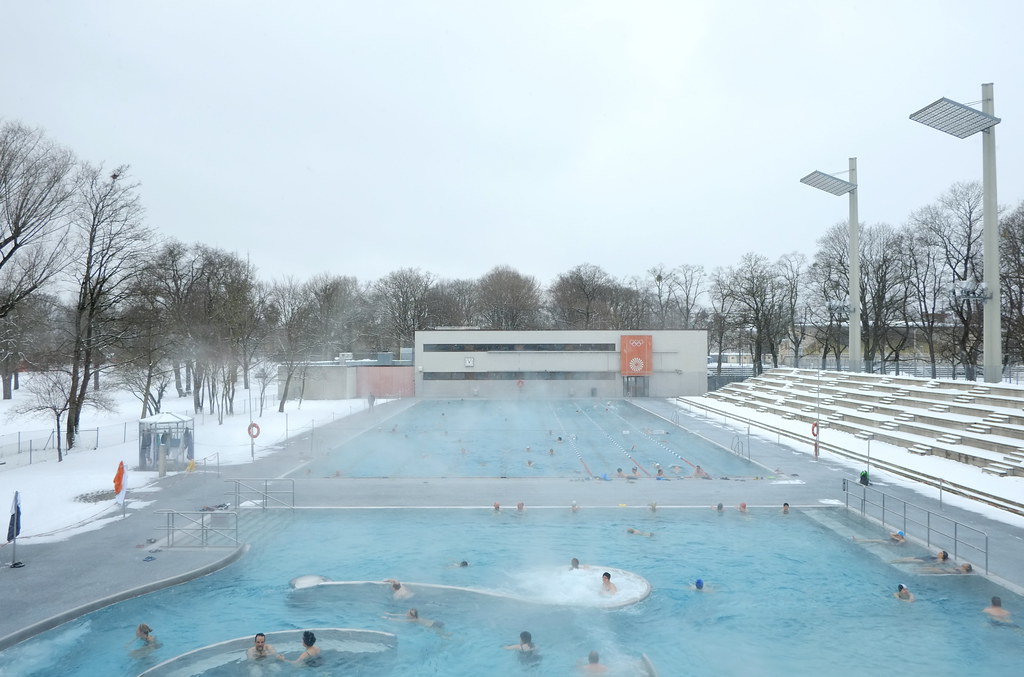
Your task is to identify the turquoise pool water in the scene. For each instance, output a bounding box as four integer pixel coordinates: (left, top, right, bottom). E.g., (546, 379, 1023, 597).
(2, 507, 1021, 676)
(304, 399, 760, 479)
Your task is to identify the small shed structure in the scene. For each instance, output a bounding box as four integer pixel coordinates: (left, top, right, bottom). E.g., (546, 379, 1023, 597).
(138, 412, 195, 473)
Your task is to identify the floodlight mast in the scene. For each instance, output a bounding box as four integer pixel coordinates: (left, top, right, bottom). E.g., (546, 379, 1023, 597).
(911, 83, 1001, 383)
(799, 159, 862, 373)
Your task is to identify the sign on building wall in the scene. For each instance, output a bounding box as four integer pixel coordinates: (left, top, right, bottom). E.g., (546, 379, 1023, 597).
(620, 335, 653, 376)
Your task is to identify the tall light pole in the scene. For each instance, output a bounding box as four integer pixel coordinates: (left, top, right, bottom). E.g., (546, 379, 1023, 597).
(911, 84, 1002, 383)
(800, 160, 862, 372)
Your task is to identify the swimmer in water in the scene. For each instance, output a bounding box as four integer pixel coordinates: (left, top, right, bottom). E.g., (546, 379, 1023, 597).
(516, 502, 525, 511)
(579, 650, 609, 673)
(854, 530, 906, 545)
(503, 630, 536, 654)
(983, 596, 1012, 623)
(571, 501, 580, 513)
(690, 578, 708, 591)
(384, 608, 450, 635)
(601, 572, 618, 595)
(384, 579, 413, 600)
(277, 630, 321, 665)
(714, 503, 724, 512)
(737, 502, 748, 513)
(894, 584, 915, 602)
(247, 633, 277, 660)
(893, 549, 949, 564)
(616, 468, 627, 478)
(626, 527, 653, 537)
(782, 502, 790, 514)
(493, 502, 500, 512)
(693, 465, 710, 478)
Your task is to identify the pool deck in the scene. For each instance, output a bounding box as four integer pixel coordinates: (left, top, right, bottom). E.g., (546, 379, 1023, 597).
(3, 397, 1024, 651)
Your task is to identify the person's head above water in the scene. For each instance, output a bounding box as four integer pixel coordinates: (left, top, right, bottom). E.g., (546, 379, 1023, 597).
(302, 630, 316, 647)
(520, 631, 533, 646)
(939, 550, 949, 560)
(695, 578, 704, 590)
(571, 558, 580, 569)
(588, 650, 600, 664)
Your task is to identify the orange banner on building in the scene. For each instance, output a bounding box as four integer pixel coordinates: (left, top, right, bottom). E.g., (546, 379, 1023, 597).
(620, 335, 653, 376)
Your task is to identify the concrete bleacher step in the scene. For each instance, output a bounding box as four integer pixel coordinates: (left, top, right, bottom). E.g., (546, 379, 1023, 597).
(880, 421, 899, 431)
(969, 386, 991, 395)
(782, 412, 796, 420)
(827, 414, 844, 422)
(925, 380, 941, 388)
(802, 406, 815, 413)
(954, 395, 975, 403)
(895, 413, 915, 422)
(880, 397, 896, 404)
(937, 434, 962, 445)
(966, 424, 991, 435)
(982, 465, 1010, 477)
(929, 404, 950, 412)
(894, 389, 910, 396)
(985, 413, 1010, 424)
(908, 445, 933, 456)
(857, 405, 875, 412)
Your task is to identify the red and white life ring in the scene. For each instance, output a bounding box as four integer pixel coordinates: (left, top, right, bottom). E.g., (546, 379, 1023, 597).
(811, 422, 819, 438)
(247, 422, 261, 439)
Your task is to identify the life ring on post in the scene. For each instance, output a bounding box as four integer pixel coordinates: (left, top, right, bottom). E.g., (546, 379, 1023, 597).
(811, 422, 819, 438)
(516, 379, 525, 388)
(247, 422, 261, 439)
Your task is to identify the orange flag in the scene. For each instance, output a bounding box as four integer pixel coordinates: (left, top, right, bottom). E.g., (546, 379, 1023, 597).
(113, 461, 126, 505)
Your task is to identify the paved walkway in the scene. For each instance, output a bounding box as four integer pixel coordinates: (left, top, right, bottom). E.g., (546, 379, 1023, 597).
(2, 397, 1023, 651)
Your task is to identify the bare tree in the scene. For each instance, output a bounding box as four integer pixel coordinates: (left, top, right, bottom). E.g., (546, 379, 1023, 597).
(64, 164, 151, 450)
(373, 268, 434, 354)
(0, 122, 78, 320)
(1000, 200, 1024, 370)
(547, 263, 614, 329)
(268, 278, 318, 411)
(427, 278, 478, 328)
(903, 222, 946, 377)
(860, 224, 911, 373)
(909, 182, 985, 379)
(13, 369, 111, 462)
(476, 265, 543, 330)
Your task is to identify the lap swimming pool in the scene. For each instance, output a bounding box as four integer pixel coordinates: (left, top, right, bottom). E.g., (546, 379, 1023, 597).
(2, 507, 1021, 676)
(303, 399, 759, 479)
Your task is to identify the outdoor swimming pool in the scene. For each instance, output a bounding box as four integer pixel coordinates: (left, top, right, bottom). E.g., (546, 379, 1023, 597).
(2, 507, 1021, 676)
(303, 399, 759, 479)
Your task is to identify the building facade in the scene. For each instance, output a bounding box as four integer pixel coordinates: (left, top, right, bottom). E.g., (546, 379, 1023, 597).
(415, 329, 707, 398)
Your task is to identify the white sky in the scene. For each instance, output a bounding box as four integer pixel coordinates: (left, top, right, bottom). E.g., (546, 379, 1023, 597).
(2, 1, 1023, 284)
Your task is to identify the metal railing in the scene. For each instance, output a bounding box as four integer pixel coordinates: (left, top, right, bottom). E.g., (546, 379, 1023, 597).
(228, 478, 295, 510)
(679, 396, 1024, 518)
(842, 478, 988, 572)
(155, 509, 239, 548)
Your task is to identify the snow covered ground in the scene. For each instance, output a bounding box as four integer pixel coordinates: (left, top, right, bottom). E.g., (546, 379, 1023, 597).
(0, 381, 373, 545)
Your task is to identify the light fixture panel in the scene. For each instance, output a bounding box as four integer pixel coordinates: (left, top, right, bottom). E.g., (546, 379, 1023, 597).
(910, 97, 1000, 138)
(800, 170, 856, 196)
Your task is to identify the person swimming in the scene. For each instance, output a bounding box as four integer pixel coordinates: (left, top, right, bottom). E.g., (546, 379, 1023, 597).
(894, 583, 915, 602)
(601, 572, 618, 595)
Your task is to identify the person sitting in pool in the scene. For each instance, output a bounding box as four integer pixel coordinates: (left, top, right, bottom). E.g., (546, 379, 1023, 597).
(570, 557, 591, 570)
(854, 530, 905, 545)
(601, 571, 618, 595)
(782, 502, 790, 514)
(278, 630, 321, 665)
(503, 630, 536, 655)
(615, 468, 627, 478)
(692, 465, 710, 478)
(578, 650, 609, 673)
(626, 527, 653, 537)
(247, 632, 277, 659)
(894, 584, 915, 602)
(655, 466, 665, 478)
(629, 467, 640, 477)
(714, 502, 724, 512)
(983, 596, 1012, 623)
(135, 623, 156, 645)
(737, 502, 748, 513)
(384, 579, 413, 599)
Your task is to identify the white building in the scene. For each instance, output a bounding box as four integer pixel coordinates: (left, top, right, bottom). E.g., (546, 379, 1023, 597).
(414, 329, 707, 398)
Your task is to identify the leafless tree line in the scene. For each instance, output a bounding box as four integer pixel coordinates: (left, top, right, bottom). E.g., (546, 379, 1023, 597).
(3, 121, 1024, 456)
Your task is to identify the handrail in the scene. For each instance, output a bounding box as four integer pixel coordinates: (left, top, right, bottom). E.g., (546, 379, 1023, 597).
(154, 510, 239, 548)
(679, 397, 1024, 518)
(842, 478, 989, 573)
(227, 478, 295, 510)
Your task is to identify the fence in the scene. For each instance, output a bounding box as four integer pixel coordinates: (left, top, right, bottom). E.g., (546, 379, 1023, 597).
(154, 509, 239, 548)
(841, 478, 989, 572)
(0, 399, 264, 470)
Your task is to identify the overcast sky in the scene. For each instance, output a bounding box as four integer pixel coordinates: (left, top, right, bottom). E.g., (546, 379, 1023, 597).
(3, 1, 1022, 286)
